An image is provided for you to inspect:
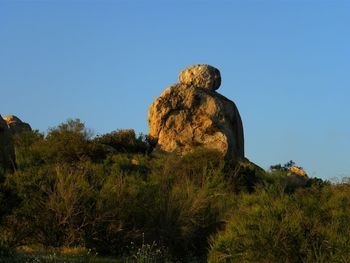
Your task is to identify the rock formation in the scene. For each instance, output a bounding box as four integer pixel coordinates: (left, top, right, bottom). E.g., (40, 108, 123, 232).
(3, 115, 32, 134)
(0, 115, 16, 171)
(148, 64, 244, 161)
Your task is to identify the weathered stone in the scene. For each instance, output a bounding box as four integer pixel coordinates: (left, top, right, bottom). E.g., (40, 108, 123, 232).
(0, 115, 15, 171)
(148, 65, 244, 160)
(178, 64, 221, 91)
(3, 115, 32, 135)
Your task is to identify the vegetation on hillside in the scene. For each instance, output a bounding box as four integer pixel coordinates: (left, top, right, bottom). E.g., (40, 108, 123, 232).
(0, 119, 349, 262)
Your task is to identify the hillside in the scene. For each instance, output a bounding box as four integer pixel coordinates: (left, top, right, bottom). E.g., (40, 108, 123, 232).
(1, 118, 350, 262)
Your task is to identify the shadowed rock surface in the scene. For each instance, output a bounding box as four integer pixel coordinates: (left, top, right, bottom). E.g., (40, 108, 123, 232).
(0, 115, 15, 170)
(148, 64, 244, 161)
(3, 115, 32, 134)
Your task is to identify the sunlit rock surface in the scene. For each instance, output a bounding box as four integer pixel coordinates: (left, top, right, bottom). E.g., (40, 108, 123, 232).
(148, 64, 244, 160)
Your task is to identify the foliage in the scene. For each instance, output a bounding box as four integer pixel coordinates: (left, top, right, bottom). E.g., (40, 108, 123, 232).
(208, 185, 350, 263)
(0, 169, 18, 221)
(224, 160, 265, 193)
(12, 129, 44, 169)
(1, 119, 347, 262)
(94, 130, 154, 155)
(270, 160, 297, 172)
(126, 238, 171, 263)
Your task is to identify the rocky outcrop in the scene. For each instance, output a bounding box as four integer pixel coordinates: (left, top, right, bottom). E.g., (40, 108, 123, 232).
(3, 115, 32, 135)
(148, 64, 244, 161)
(0, 115, 15, 171)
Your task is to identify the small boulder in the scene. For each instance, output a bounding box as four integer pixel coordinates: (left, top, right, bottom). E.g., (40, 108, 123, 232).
(178, 64, 221, 91)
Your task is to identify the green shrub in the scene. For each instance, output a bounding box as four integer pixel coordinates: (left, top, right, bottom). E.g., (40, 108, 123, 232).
(224, 160, 265, 193)
(8, 118, 348, 262)
(208, 186, 350, 263)
(86, 148, 234, 258)
(13, 119, 98, 167)
(3, 161, 105, 247)
(139, 149, 234, 258)
(94, 130, 152, 154)
(0, 170, 19, 223)
(13, 130, 45, 169)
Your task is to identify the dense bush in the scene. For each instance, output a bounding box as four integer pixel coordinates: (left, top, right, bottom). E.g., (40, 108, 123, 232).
(0, 170, 16, 221)
(1, 120, 241, 260)
(1, 119, 348, 262)
(208, 185, 350, 263)
(94, 129, 154, 155)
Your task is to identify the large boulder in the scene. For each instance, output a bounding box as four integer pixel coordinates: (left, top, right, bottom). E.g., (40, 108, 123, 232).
(3, 115, 32, 135)
(148, 64, 244, 161)
(0, 115, 15, 171)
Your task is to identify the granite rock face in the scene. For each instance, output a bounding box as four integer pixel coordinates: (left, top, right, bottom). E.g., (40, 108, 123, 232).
(3, 115, 32, 135)
(148, 64, 244, 161)
(0, 115, 15, 170)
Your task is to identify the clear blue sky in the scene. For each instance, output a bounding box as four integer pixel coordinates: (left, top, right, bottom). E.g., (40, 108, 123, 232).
(1, 0, 349, 180)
